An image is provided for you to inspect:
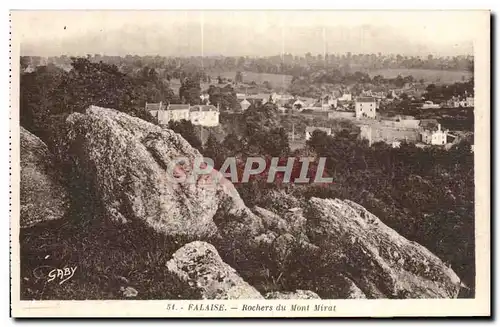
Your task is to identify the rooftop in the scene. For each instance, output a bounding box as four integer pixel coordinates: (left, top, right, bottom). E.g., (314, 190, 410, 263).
(145, 103, 163, 111)
(419, 119, 440, 131)
(168, 104, 190, 110)
(190, 105, 219, 112)
(356, 97, 376, 103)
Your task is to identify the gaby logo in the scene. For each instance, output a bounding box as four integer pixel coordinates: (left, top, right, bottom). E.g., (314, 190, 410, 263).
(165, 156, 333, 185)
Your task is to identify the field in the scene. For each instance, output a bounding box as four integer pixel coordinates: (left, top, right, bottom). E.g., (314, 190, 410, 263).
(214, 71, 294, 89)
(367, 68, 472, 84)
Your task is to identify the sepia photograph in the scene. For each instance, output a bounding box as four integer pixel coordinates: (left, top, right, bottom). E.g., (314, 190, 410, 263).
(9, 9, 490, 317)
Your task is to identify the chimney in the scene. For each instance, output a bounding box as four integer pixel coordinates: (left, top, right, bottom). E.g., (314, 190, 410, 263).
(438, 123, 441, 131)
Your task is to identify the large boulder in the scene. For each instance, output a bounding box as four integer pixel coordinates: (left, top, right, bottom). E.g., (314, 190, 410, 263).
(20, 127, 69, 228)
(166, 241, 263, 299)
(59, 106, 264, 242)
(304, 197, 461, 299)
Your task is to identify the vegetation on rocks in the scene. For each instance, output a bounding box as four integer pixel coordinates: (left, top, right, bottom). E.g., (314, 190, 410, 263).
(19, 56, 474, 300)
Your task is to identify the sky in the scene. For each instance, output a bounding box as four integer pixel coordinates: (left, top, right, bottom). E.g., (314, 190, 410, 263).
(14, 10, 481, 57)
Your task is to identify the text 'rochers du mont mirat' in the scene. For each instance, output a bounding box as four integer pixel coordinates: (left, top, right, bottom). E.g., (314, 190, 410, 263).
(165, 303, 336, 313)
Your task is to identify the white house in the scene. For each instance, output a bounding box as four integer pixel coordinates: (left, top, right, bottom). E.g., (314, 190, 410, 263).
(419, 120, 447, 145)
(305, 126, 332, 141)
(355, 97, 377, 119)
(338, 93, 352, 101)
(236, 93, 247, 101)
(421, 101, 441, 109)
(146, 103, 219, 127)
(189, 105, 220, 127)
(157, 104, 190, 124)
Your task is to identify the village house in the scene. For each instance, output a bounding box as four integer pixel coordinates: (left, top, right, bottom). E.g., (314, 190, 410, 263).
(421, 100, 441, 109)
(145, 102, 219, 127)
(355, 97, 377, 119)
(236, 93, 247, 101)
(305, 126, 332, 141)
(189, 105, 220, 127)
(419, 119, 448, 145)
(321, 95, 338, 109)
(338, 93, 352, 102)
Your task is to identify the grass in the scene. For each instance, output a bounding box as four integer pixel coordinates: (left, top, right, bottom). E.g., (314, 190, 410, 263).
(19, 212, 202, 300)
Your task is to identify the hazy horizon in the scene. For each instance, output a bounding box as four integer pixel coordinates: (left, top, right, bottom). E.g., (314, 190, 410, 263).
(17, 10, 476, 57)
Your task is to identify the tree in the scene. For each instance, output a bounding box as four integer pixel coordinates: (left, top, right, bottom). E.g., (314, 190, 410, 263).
(207, 84, 238, 111)
(222, 133, 243, 156)
(203, 133, 224, 167)
(20, 57, 30, 70)
(55, 57, 145, 114)
(20, 65, 68, 142)
(179, 77, 201, 105)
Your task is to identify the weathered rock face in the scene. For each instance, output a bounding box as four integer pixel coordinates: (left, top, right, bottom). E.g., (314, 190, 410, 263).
(265, 290, 321, 299)
(20, 127, 69, 228)
(59, 106, 264, 242)
(166, 241, 263, 299)
(57, 106, 462, 300)
(304, 197, 461, 299)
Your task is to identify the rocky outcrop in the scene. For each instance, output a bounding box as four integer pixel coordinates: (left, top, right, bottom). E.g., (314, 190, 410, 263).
(253, 206, 289, 234)
(265, 290, 320, 299)
(20, 127, 69, 228)
(166, 241, 263, 299)
(59, 106, 264, 242)
(56, 106, 462, 299)
(304, 197, 461, 299)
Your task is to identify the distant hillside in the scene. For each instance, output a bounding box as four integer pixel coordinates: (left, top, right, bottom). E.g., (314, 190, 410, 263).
(212, 71, 294, 89)
(367, 68, 472, 84)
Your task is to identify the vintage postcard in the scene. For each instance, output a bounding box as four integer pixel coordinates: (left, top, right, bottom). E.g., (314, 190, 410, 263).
(10, 10, 490, 318)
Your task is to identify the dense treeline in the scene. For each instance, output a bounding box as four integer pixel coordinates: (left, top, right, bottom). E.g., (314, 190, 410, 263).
(289, 71, 420, 98)
(21, 53, 473, 78)
(425, 79, 475, 100)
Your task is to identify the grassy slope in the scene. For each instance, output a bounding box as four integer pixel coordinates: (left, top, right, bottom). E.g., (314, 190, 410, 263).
(19, 212, 201, 300)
